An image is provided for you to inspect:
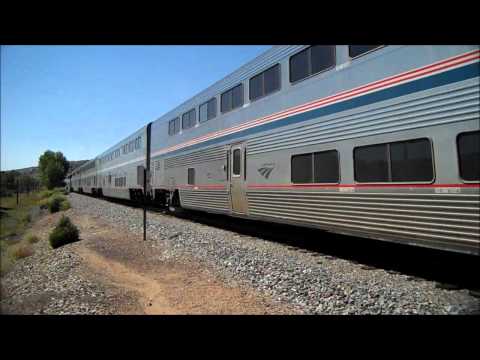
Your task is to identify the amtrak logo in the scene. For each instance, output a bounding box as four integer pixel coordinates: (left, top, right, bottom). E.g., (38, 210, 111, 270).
(257, 164, 275, 179)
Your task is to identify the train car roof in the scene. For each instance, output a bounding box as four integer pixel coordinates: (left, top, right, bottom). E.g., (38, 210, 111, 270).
(150, 45, 306, 127)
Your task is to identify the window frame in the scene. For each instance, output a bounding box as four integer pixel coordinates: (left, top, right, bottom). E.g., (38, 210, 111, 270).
(221, 83, 244, 114)
(290, 149, 340, 184)
(456, 130, 480, 183)
(249, 63, 281, 102)
(348, 45, 384, 60)
(199, 97, 217, 123)
(289, 45, 336, 85)
(353, 137, 435, 184)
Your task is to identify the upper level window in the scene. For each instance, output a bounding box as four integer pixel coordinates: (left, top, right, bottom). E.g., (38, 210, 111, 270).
(168, 117, 180, 135)
(134, 136, 141, 150)
(291, 150, 339, 184)
(182, 108, 196, 130)
(199, 97, 217, 123)
(290, 45, 335, 83)
(221, 83, 244, 113)
(349, 45, 382, 58)
(457, 130, 480, 181)
(249, 64, 281, 101)
(354, 138, 433, 183)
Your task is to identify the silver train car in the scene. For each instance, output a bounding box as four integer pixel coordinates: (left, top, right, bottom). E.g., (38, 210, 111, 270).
(69, 45, 480, 255)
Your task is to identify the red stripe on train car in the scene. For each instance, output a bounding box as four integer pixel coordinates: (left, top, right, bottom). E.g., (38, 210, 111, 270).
(247, 183, 480, 189)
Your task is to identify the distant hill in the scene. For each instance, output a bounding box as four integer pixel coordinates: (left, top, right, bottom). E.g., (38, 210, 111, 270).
(3, 160, 89, 178)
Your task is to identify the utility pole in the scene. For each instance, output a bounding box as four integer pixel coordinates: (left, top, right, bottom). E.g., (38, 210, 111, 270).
(138, 165, 147, 241)
(143, 167, 147, 241)
(16, 179, 19, 206)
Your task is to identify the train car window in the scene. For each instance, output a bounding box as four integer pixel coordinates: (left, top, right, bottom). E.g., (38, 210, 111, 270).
(174, 117, 180, 133)
(188, 168, 195, 185)
(244, 149, 247, 180)
(199, 97, 217, 123)
(199, 101, 208, 123)
(291, 153, 313, 183)
(249, 72, 263, 101)
(207, 97, 217, 120)
(233, 149, 241, 175)
(169, 117, 180, 135)
(182, 108, 196, 130)
(354, 144, 389, 182)
(221, 89, 232, 113)
(349, 45, 382, 58)
(221, 84, 243, 113)
(390, 139, 433, 182)
(310, 45, 335, 75)
(314, 150, 339, 183)
(290, 46, 335, 83)
(458, 130, 480, 181)
(264, 64, 280, 95)
(290, 48, 309, 83)
(250, 64, 281, 101)
(232, 83, 244, 109)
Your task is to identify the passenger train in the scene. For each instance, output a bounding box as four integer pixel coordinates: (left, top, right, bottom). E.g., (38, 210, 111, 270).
(68, 45, 480, 255)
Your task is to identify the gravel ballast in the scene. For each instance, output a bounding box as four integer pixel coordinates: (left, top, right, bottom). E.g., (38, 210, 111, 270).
(0, 235, 126, 315)
(66, 193, 479, 315)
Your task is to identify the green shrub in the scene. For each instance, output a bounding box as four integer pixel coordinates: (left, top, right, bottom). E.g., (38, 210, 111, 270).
(21, 213, 32, 224)
(59, 199, 71, 211)
(38, 198, 49, 209)
(39, 190, 55, 199)
(25, 234, 40, 244)
(49, 215, 79, 249)
(47, 195, 66, 213)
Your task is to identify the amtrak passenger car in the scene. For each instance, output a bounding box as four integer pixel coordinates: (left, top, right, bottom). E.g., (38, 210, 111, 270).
(69, 45, 480, 255)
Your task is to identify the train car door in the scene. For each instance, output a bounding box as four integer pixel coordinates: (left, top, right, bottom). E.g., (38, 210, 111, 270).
(229, 142, 248, 214)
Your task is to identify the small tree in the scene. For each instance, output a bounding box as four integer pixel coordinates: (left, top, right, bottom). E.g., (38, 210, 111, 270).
(38, 150, 69, 189)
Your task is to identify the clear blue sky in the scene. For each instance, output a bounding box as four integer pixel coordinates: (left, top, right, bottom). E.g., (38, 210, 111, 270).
(1, 45, 271, 171)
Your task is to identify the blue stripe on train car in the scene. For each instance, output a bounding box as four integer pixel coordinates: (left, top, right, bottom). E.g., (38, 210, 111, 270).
(164, 62, 479, 158)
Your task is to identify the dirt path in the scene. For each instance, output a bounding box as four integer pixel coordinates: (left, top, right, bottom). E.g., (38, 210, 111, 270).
(69, 212, 290, 314)
(76, 247, 179, 314)
(77, 245, 281, 314)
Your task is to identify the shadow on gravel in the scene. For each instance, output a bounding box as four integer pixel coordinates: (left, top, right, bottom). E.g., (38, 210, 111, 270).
(78, 194, 480, 295)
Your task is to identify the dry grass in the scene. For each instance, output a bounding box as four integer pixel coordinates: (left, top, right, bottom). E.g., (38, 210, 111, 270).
(25, 234, 40, 244)
(9, 244, 34, 260)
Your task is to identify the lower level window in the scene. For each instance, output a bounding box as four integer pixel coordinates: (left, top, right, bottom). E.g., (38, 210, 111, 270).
(291, 150, 339, 184)
(457, 130, 480, 181)
(354, 138, 433, 183)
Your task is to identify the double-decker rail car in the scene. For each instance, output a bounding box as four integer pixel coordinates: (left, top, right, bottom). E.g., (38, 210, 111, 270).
(68, 45, 480, 255)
